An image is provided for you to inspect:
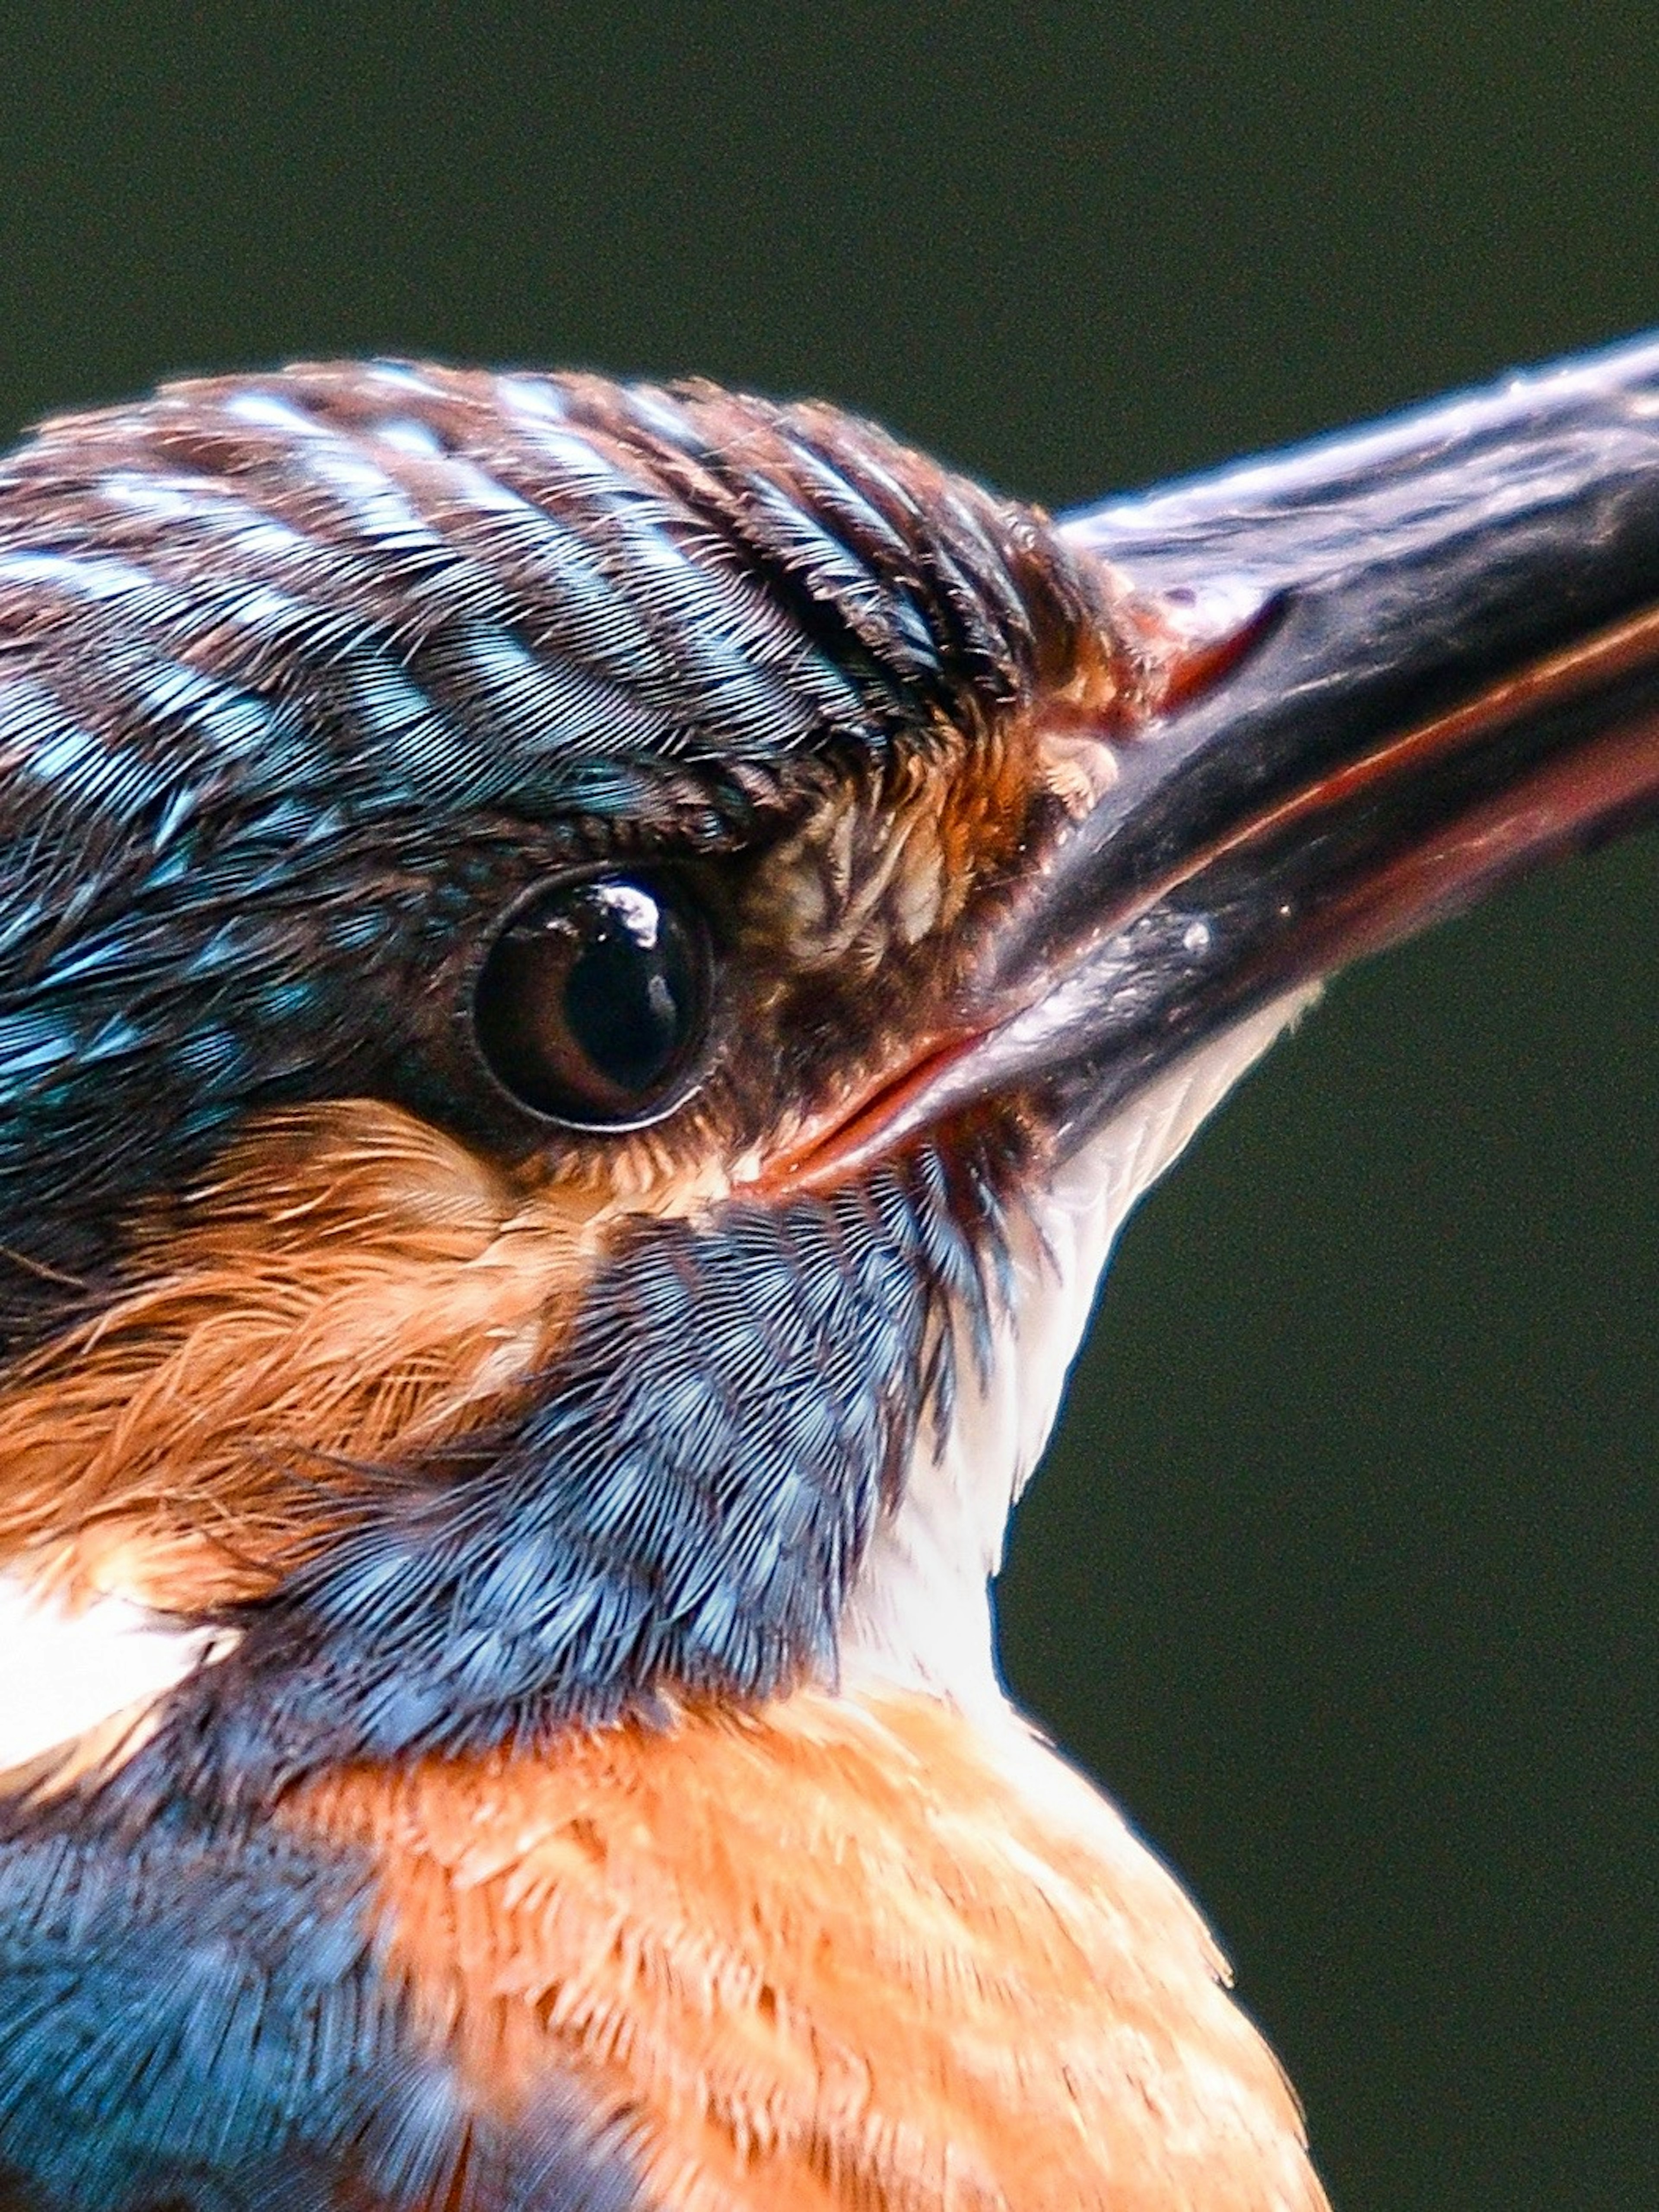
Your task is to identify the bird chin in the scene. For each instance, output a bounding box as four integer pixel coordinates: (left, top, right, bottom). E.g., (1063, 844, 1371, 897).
(834, 983, 1317, 1718)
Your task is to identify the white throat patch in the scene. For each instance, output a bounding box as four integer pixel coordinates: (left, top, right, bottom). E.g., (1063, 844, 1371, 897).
(838, 987, 1319, 1714)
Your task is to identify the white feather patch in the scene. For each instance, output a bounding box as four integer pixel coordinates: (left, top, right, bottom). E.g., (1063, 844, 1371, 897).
(839, 987, 1319, 1713)
(0, 1575, 232, 1776)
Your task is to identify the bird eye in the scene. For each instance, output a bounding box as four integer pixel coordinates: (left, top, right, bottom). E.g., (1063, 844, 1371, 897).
(473, 873, 714, 1130)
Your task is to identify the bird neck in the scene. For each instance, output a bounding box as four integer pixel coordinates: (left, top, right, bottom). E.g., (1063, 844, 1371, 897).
(836, 990, 1316, 1716)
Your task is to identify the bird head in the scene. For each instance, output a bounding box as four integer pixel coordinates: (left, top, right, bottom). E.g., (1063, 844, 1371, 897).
(2, 341, 1658, 1799)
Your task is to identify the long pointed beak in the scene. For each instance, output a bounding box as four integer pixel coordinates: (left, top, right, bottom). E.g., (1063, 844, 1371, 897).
(904, 330, 1659, 1162)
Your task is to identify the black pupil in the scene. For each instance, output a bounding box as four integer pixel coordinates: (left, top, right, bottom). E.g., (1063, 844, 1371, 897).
(475, 876, 709, 1127)
(563, 888, 684, 1091)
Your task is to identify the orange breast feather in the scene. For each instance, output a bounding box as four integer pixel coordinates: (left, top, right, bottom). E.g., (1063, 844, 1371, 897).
(291, 1689, 1327, 2212)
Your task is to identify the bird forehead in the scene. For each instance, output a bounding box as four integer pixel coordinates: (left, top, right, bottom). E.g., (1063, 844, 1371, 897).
(0, 360, 1108, 834)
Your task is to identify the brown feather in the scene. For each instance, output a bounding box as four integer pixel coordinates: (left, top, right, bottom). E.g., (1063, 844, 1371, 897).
(293, 1686, 1328, 2212)
(0, 1102, 612, 1607)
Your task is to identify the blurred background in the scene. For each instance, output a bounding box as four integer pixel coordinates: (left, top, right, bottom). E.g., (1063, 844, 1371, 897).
(2, 5, 1655, 2205)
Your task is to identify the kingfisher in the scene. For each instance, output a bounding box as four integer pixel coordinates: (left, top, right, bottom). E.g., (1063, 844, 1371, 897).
(0, 332, 1655, 2212)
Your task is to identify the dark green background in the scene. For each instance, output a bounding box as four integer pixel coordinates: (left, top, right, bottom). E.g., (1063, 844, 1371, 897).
(3, 6, 1655, 2206)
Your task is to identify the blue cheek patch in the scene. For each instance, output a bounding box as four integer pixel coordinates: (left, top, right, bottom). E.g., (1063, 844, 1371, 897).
(116, 1138, 1004, 1805)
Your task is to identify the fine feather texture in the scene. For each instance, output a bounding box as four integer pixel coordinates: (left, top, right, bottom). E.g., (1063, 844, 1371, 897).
(0, 1578, 228, 1781)
(0, 359, 1324, 2206)
(93, 1136, 1006, 1805)
(0, 1792, 644, 2210)
(0, 362, 1130, 1336)
(0, 1103, 594, 1609)
(840, 992, 1316, 1714)
(293, 1684, 1327, 2212)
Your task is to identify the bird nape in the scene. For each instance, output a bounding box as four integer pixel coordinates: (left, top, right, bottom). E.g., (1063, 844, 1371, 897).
(0, 338, 1654, 2210)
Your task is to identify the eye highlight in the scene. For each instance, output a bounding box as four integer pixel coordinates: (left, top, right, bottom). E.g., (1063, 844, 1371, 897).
(474, 873, 714, 1130)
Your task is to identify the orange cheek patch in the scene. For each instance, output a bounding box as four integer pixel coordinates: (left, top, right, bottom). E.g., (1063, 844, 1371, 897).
(290, 1688, 1324, 2212)
(746, 711, 1060, 983)
(0, 1103, 610, 1610)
